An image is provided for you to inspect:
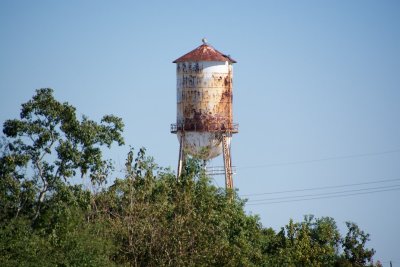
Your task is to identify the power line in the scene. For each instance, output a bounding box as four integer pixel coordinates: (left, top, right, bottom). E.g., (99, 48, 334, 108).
(240, 178, 400, 197)
(246, 187, 400, 206)
(237, 148, 400, 170)
(246, 184, 400, 203)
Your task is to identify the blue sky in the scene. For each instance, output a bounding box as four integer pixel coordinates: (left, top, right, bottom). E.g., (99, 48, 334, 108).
(1, 0, 399, 264)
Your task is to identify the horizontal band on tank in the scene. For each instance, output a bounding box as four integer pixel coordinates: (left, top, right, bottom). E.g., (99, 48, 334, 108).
(170, 123, 238, 134)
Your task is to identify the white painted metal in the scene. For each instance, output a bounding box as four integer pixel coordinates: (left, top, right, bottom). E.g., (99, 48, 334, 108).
(176, 60, 233, 160)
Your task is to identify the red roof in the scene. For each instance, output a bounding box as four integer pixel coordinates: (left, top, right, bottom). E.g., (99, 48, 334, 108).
(173, 43, 236, 63)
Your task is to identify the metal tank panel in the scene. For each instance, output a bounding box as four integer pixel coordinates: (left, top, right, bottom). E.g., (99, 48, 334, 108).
(176, 61, 234, 132)
(177, 132, 231, 160)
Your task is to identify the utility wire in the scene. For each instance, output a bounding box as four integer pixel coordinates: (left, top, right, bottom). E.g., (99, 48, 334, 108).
(246, 187, 400, 206)
(237, 148, 400, 170)
(246, 184, 400, 203)
(240, 178, 400, 197)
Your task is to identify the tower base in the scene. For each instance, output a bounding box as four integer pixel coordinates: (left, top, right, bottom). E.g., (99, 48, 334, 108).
(176, 132, 234, 197)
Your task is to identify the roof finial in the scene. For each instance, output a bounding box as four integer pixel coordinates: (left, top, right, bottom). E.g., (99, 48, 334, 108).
(202, 37, 208, 45)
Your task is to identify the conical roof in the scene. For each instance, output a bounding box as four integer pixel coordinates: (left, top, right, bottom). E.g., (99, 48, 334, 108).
(173, 43, 236, 63)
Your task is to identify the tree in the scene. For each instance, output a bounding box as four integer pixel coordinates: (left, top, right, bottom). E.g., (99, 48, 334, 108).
(0, 88, 124, 222)
(265, 215, 341, 266)
(340, 221, 375, 266)
(93, 150, 265, 266)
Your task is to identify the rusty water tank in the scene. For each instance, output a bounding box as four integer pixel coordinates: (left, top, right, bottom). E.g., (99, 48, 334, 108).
(171, 40, 238, 160)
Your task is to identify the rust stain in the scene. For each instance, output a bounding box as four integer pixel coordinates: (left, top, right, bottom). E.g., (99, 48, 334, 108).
(176, 63, 237, 133)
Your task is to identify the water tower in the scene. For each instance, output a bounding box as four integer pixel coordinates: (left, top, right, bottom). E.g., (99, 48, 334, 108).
(171, 39, 238, 190)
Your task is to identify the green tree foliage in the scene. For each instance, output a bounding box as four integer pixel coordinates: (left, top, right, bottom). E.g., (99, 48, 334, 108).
(0, 88, 124, 221)
(0, 89, 123, 266)
(338, 221, 376, 267)
(264, 215, 341, 266)
(93, 149, 265, 266)
(0, 90, 379, 266)
(0, 189, 116, 267)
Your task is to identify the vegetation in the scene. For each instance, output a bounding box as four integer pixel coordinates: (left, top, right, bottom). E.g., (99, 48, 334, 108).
(0, 89, 379, 266)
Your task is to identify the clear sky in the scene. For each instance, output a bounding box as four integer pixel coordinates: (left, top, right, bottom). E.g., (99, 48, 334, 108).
(1, 0, 399, 264)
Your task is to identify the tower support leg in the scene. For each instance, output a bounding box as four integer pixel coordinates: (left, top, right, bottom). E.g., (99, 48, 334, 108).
(222, 135, 233, 191)
(177, 133, 185, 180)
